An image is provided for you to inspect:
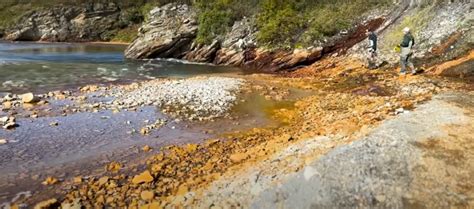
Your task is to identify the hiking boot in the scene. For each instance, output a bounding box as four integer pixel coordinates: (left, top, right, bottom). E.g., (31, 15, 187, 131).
(411, 69, 418, 75)
(400, 71, 407, 75)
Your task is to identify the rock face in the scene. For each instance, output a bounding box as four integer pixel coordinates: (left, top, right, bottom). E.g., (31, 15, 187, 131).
(213, 17, 258, 66)
(124, 4, 198, 59)
(350, 1, 472, 65)
(243, 48, 323, 72)
(4, 2, 139, 42)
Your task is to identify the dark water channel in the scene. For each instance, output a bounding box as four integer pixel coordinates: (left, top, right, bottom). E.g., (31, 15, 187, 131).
(0, 42, 243, 94)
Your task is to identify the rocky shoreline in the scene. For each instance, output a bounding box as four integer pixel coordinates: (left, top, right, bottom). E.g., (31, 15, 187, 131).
(107, 77, 245, 120)
(0, 76, 246, 131)
(2, 54, 472, 207)
(0, 75, 254, 206)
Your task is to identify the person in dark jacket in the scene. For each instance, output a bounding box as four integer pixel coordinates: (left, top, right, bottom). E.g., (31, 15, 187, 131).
(399, 27, 417, 75)
(366, 30, 378, 69)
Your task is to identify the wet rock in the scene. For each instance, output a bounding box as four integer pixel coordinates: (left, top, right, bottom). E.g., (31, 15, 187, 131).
(140, 190, 155, 201)
(21, 93, 39, 103)
(2, 101, 13, 110)
(132, 170, 154, 184)
(37, 100, 48, 105)
(4, 93, 15, 101)
(73, 176, 82, 184)
(61, 198, 82, 209)
(0, 139, 7, 145)
(98, 176, 109, 186)
(0, 116, 8, 124)
(395, 108, 407, 115)
(80, 85, 100, 92)
(50, 122, 59, 126)
(42, 177, 59, 185)
(55, 94, 67, 100)
(177, 184, 189, 196)
(140, 202, 161, 209)
(34, 198, 59, 209)
(3, 122, 18, 129)
(140, 128, 149, 135)
(106, 162, 122, 172)
(229, 153, 249, 163)
(142, 145, 152, 152)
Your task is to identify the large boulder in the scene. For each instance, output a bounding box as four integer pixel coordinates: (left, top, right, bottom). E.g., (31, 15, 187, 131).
(124, 4, 198, 59)
(184, 40, 221, 63)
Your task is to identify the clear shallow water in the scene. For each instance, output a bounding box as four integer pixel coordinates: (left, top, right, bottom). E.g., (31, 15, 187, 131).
(0, 42, 243, 93)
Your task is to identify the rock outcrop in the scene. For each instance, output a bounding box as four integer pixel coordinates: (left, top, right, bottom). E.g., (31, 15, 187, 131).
(125, 6, 324, 72)
(350, 1, 472, 65)
(4, 2, 140, 42)
(124, 4, 198, 59)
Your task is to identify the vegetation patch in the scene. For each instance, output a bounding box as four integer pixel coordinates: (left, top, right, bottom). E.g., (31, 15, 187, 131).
(194, 0, 258, 45)
(256, 0, 392, 48)
(111, 25, 139, 43)
(382, 5, 436, 52)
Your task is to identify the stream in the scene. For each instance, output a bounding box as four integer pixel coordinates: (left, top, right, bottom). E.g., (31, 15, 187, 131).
(0, 42, 306, 204)
(0, 42, 243, 94)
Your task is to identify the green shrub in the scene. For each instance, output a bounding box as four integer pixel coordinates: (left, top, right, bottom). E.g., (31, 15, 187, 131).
(194, 0, 259, 45)
(139, 3, 155, 21)
(195, 0, 233, 44)
(256, 0, 392, 48)
(383, 5, 435, 51)
(111, 25, 139, 43)
(256, 0, 304, 48)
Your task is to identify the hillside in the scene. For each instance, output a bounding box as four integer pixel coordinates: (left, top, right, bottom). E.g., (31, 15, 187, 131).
(1, 0, 471, 73)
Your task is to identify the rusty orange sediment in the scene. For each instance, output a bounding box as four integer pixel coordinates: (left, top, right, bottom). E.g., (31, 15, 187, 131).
(426, 50, 474, 75)
(21, 57, 472, 208)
